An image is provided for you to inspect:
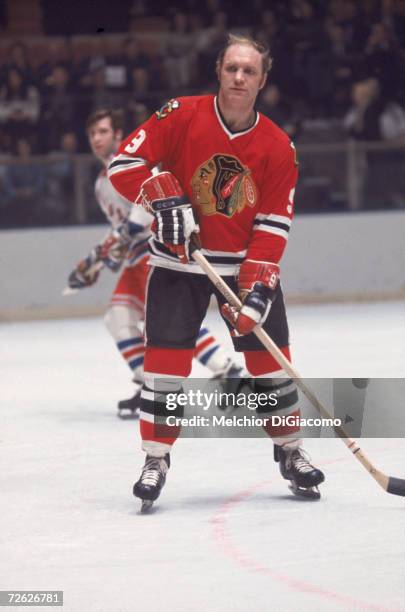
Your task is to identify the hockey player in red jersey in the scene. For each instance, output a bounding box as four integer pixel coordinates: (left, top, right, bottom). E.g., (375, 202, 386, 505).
(107, 35, 325, 508)
(67, 109, 247, 417)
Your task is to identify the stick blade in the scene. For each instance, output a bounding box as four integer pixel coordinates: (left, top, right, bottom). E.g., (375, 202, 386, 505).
(387, 476, 405, 497)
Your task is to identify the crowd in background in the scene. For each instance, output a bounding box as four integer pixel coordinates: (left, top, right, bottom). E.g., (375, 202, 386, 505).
(1, 0, 405, 226)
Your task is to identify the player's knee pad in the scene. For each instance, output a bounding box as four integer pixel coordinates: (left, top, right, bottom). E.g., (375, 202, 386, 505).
(104, 304, 143, 342)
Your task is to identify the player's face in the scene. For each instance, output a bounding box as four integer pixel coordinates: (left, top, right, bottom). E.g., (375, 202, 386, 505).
(88, 117, 121, 161)
(218, 44, 267, 109)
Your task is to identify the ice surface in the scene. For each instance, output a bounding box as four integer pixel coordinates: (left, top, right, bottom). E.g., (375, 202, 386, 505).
(1, 301, 405, 611)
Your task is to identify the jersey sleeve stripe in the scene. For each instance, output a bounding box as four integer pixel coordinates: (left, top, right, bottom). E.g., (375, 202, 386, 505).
(254, 213, 292, 226)
(108, 157, 148, 177)
(253, 218, 290, 230)
(253, 224, 289, 240)
(109, 154, 146, 167)
(253, 216, 291, 233)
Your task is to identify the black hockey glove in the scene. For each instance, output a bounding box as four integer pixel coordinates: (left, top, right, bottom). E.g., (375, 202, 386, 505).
(138, 171, 199, 264)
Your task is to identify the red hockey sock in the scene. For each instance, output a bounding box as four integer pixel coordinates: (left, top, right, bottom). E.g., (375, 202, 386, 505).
(140, 347, 194, 454)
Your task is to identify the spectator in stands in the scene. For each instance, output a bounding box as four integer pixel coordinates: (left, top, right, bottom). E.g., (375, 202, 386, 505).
(390, 0, 405, 46)
(44, 131, 78, 224)
(3, 41, 35, 84)
(2, 138, 46, 227)
(257, 84, 300, 140)
(126, 66, 159, 131)
(195, 10, 228, 87)
(41, 64, 76, 151)
(289, 1, 335, 116)
(188, 12, 205, 37)
(363, 22, 404, 99)
(103, 42, 139, 93)
(343, 77, 389, 208)
(37, 38, 75, 94)
(60, 131, 78, 153)
(122, 37, 151, 89)
(127, 102, 150, 129)
(380, 99, 405, 143)
(0, 0, 403, 165)
(130, 66, 152, 99)
(0, 67, 40, 149)
(202, 0, 230, 23)
(253, 9, 295, 99)
(77, 37, 107, 89)
(327, 0, 369, 53)
(254, 8, 280, 43)
(343, 77, 383, 141)
(376, 96, 405, 209)
(323, 19, 355, 116)
(89, 67, 124, 113)
(0, 126, 10, 154)
(290, 0, 325, 50)
(164, 11, 195, 90)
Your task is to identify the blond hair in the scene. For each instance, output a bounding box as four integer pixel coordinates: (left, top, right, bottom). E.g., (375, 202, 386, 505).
(216, 34, 273, 75)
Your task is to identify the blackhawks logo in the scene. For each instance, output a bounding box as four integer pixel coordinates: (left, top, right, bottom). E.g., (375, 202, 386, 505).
(155, 98, 180, 120)
(191, 154, 257, 217)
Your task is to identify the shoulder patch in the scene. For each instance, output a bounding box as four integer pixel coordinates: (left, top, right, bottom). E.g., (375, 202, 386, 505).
(155, 98, 180, 120)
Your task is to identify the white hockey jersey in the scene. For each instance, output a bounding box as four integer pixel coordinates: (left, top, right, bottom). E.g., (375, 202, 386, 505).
(95, 165, 153, 265)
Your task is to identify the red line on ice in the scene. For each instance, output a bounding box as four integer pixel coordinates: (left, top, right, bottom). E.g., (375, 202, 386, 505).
(209, 455, 401, 612)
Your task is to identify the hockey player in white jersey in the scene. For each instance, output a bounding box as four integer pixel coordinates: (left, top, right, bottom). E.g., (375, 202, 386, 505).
(67, 109, 247, 417)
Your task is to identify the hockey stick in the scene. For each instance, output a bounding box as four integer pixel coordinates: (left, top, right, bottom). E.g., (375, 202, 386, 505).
(191, 248, 405, 497)
(62, 260, 105, 296)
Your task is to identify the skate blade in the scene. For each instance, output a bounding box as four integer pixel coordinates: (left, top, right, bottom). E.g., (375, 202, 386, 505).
(117, 409, 140, 420)
(288, 483, 321, 500)
(140, 499, 154, 513)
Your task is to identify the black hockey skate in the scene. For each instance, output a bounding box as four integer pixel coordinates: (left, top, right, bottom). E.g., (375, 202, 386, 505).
(118, 387, 141, 419)
(274, 445, 325, 500)
(133, 454, 170, 512)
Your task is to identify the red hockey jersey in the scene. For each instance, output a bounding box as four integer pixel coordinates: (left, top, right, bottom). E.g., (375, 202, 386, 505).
(108, 95, 298, 275)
